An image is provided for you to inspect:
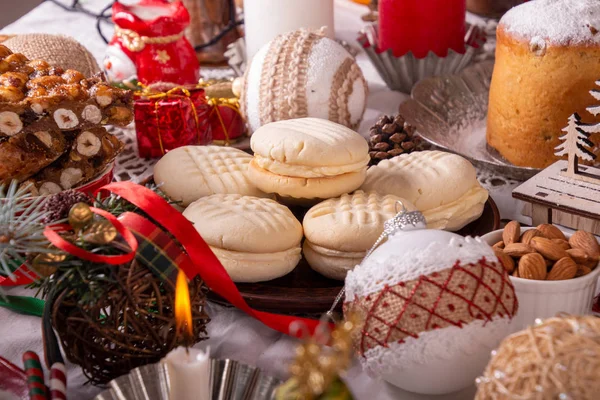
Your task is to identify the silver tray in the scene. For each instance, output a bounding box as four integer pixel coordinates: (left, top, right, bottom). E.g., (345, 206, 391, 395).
(399, 61, 541, 181)
(94, 358, 280, 400)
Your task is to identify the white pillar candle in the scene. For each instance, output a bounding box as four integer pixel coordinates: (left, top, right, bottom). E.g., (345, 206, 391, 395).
(164, 347, 210, 400)
(243, 0, 334, 60)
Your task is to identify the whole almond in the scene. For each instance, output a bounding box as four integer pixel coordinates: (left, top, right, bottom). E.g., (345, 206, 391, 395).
(530, 237, 568, 261)
(566, 248, 589, 264)
(547, 257, 578, 280)
(504, 243, 535, 257)
(518, 253, 547, 280)
(521, 229, 542, 245)
(503, 221, 520, 245)
(576, 265, 593, 277)
(494, 249, 515, 273)
(493, 241, 505, 250)
(537, 224, 567, 240)
(551, 238, 571, 251)
(569, 231, 600, 259)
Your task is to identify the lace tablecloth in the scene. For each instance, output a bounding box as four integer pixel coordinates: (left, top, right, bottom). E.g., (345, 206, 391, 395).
(0, 2, 521, 400)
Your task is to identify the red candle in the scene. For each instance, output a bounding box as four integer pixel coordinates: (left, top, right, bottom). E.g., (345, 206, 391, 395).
(378, 0, 466, 58)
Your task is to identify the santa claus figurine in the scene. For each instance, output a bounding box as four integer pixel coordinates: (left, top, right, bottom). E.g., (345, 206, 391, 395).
(104, 0, 200, 85)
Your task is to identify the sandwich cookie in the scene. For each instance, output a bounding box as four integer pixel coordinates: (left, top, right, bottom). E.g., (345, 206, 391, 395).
(248, 118, 369, 201)
(154, 145, 267, 206)
(183, 194, 303, 282)
(360, 151, 488, 231)
(303, 190, 417, 280)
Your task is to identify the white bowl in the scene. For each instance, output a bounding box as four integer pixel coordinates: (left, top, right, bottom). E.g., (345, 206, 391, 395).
(482, 227, 600, 332)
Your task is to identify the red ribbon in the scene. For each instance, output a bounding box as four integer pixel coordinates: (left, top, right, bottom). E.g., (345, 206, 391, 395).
(95, 182, 323, 336)
(43, 207, 138, 265)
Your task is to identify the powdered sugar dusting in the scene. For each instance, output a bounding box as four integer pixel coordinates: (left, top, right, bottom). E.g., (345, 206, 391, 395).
(501, 0, 600, 46)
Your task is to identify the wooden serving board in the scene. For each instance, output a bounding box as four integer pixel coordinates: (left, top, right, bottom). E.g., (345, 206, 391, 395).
(208, 197, 500, 315)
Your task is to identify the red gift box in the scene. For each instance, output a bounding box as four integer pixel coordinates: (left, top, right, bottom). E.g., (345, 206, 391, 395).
(208, 98, 246, 144)
(134, 87, 212, 158)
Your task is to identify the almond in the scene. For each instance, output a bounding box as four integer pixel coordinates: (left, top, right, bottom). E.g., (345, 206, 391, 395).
(530, 237, 568, 261)
(512, 268, 520, 278)
(493, 240, 505, 250)
(551, 238, 571, 251)
(504, 243, 535, 257)
(521, 229, 542, 245)
(576, 265, 593, 277)
(569, 231, 600, 259)
(518, 253, 547, 280)
(566, 248, 589, 264)
(537, 224, 567, 240)
(503, 221, 520, 245)
(547, 257, 578, 280)
(494, 249, 515, 273)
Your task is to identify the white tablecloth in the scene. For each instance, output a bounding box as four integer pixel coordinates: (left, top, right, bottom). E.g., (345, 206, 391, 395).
(0, 1, 501, 399)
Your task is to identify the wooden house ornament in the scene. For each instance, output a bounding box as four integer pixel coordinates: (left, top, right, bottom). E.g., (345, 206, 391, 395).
(513, 81, 600, 234)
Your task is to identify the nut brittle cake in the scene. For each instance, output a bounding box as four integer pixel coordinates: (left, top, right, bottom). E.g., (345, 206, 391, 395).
(0, 44, 132, 189)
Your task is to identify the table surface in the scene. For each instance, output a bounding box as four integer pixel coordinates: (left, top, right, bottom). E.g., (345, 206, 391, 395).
(0, 1, 513, 399)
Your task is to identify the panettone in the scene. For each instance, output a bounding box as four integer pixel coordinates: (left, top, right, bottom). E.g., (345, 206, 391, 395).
(487, 0, 600, 168)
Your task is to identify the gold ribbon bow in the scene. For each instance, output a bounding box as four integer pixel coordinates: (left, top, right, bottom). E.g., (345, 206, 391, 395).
(115, 26, 184, 52)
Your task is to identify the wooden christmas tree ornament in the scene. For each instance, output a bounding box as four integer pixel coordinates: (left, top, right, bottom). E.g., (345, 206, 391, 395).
(513, 81, 600, 234)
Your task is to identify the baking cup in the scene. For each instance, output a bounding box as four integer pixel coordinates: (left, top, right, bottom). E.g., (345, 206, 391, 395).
(94, 358, 281, 400)
(358, 23, 486, 93)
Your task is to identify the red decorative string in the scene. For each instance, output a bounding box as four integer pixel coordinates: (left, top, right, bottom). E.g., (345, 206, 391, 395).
(43, 207, 138, 265)
(96, 182, 324, 337)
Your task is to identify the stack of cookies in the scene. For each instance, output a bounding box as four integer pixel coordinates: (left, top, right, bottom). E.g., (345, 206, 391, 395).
(154, 117, 490, 282)
(0, 44, 133, 194)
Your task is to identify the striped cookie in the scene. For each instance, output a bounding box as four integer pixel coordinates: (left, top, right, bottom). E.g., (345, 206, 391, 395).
(302, 190, 416, 280)
(183, 194, 303, 282)
(154, 145, 268, 206)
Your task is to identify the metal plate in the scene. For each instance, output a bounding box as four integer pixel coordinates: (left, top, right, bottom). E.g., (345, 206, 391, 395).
(399, 61, 541, 181)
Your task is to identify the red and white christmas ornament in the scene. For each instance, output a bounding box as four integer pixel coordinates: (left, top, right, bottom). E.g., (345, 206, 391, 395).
(104, 0, 200, 85)
(343, 206, 518, 395)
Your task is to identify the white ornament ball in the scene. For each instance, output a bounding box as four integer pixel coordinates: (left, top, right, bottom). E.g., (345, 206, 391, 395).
(344, 214, 518, 395)
(240, 28, 368, 133)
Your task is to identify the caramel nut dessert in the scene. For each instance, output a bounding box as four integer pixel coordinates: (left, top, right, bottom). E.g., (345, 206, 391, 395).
(0, 44, 130, 188)
(494, 221, 600, 281)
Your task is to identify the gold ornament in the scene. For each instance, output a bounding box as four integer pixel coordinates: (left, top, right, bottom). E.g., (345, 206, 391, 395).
(68, 202, 93, 232)
(32, 253, 66, 277)
(82, 220, 118, 245)
(276, 313, 360, 400)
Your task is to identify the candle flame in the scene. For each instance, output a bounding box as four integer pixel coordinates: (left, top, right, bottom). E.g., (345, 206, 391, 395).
(175, 269, 193, 340)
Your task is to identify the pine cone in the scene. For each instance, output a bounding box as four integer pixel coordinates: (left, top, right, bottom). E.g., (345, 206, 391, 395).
(42, 190, 92, 224)
(368, 114, 418, 166)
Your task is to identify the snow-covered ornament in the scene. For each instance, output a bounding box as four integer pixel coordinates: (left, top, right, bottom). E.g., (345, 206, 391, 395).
(343, 204, 518, 395)
(240, 28, 368, 133)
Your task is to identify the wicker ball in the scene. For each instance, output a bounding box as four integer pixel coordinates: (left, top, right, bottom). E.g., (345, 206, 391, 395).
(3, 34, 100, 77)
(52, 260, 210, 384)
(475, 315, 600, 399)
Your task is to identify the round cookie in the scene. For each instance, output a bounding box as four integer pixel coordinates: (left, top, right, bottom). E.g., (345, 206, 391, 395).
(302, 190, 417, 280)
(154, 145, 267, 206)
(183, 194, 302, 282)
(360, 151, 488, 231)
(249, 118, 369, 200)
